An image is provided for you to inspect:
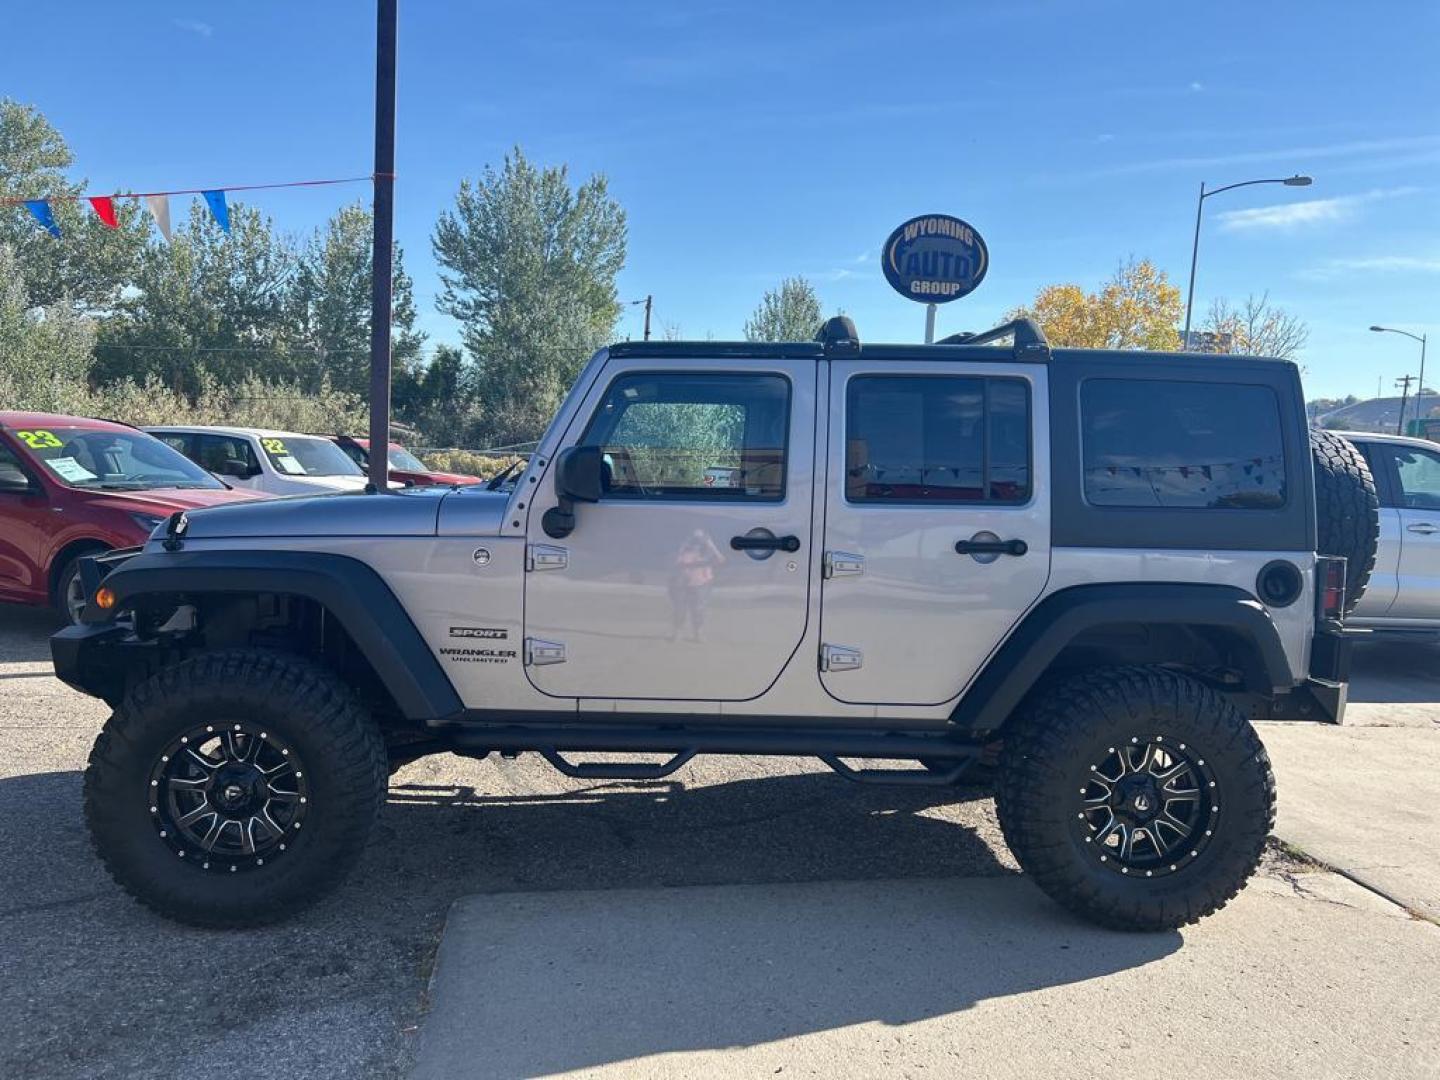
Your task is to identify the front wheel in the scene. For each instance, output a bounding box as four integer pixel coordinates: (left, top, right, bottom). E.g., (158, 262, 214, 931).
(84, 649, 388, 927)
(996, 667, 1274, 931)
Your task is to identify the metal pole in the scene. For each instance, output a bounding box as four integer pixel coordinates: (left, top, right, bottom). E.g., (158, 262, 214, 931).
(643, 295, 652, 341)
(367, 0, 398, 491)
(1396, 375, 1414, 435)
(1182, 181, 1205, 343)
(1418, 335, 1428, 424)
(924, 302, 937, 344)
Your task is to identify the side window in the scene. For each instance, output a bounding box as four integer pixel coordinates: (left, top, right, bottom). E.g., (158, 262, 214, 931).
(339, 443, 367, 468)
(579, 372, 790, 500)
(1082, 379, 1286, 509)
(155, 433, 191, 457)
(1392, 445, 1440, 510)
(1354, 443, 1396, 508)
(845, 375, 1031, 503)
(194, 434, 259, 475)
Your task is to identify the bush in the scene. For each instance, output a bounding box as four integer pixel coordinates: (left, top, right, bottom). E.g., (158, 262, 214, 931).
(417, 449, 526, 480)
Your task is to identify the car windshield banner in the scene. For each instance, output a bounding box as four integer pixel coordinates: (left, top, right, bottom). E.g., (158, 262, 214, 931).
(882, 214, 988, 303)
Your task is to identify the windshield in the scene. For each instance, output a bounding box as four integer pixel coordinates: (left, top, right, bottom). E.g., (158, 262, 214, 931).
(387, 446, 429, 472)
(11, 426, 224, 491)
(258, 436, 364, 478)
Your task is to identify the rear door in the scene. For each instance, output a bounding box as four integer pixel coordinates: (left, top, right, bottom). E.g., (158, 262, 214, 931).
(818, 361, 1050, 705)
(1351, 440, 1402, 617)
(522, 358, 816, 701)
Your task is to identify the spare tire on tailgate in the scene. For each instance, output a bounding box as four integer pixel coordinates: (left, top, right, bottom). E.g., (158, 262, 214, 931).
(1310, 428, 1379, 614)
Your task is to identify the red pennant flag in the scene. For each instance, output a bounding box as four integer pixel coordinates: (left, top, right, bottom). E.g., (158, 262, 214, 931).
(88, 196, 119, 229)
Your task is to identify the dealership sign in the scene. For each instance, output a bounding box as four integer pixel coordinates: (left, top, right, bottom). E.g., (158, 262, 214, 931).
(881, 214, 988, 303)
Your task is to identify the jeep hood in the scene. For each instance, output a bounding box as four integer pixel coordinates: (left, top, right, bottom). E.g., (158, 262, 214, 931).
(161, 487, 463, 540)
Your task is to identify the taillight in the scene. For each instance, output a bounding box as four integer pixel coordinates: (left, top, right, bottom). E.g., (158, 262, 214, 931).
(1317, 557, 1347, 622)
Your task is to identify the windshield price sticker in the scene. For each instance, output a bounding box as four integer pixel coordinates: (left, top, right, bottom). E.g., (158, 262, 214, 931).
(46, 456, 97, 483)
(881, 214, 989, 304)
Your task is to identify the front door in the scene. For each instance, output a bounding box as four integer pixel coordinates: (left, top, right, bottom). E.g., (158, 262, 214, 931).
(523, 359, 816, 701)
(1380, 440, 1440, 620)
(819, 362, 1051, 705)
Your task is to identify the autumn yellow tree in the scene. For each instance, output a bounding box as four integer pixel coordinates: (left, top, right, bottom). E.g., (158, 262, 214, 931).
(1007, 258, 1182, 350)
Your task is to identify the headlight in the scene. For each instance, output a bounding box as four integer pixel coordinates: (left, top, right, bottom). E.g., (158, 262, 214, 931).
(128, 512, 166, 535)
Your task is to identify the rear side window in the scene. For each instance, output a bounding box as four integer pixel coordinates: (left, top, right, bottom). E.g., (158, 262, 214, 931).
(1081, 379, 1286, 509)
(845, 375, 1031, 503)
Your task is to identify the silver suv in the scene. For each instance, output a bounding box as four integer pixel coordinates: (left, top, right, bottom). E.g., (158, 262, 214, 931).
(1343, 432, 1440, 632)
(53, 318, 1371, 932)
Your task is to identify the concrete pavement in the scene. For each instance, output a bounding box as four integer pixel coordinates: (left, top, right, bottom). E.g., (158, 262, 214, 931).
(414, 870, 1440, 1080)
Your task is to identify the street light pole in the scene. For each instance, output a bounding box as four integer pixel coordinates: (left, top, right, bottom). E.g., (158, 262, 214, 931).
(367, 0, 398, 491)
(1371, 325, 1429, 433)
(1182, 174, 1312, 343)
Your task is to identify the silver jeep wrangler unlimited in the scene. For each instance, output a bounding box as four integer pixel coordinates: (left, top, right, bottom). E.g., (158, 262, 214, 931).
(54, 317, 1376, 931)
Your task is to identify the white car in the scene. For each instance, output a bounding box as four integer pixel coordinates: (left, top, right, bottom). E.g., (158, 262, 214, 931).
(145, 426, 397, 496)
(1343, 432, 1440, 632)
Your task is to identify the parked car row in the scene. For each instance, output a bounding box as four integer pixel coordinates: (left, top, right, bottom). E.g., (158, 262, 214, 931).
(0, 412, 482, 622)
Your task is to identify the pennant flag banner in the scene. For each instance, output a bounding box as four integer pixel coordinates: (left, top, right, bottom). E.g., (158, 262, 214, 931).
(23, 200, 61, 238)
(87, 196, 119, 229)
(144, 195, 172, 242)
(202, 189, 230, 234)
(3, 173, 372, 242)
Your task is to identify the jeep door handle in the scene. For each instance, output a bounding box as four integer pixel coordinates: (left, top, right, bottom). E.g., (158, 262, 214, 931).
(954, 538, 1028, 557)
(1407, 522, 1438, 535)
(730, 534, 801, 553)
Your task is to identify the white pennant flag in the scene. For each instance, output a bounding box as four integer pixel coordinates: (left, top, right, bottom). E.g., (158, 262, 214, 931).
(145, 195, 172, 242)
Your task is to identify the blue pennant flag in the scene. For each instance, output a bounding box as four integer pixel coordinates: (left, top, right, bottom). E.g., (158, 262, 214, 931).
(23, 200, 61, 238)
(202, 189, 230, 234)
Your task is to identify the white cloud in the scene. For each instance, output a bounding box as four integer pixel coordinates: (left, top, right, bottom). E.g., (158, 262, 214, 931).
(172, 18, 213, 37)
(1300, 254, 1440, 280)
(1189, 81, 1204, 92)
(1076, 134, 1440, 181)
(1215, 186, 1420, 231)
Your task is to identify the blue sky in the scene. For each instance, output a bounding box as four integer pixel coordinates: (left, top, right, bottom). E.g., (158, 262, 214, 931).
(8, 1, 1439, 398)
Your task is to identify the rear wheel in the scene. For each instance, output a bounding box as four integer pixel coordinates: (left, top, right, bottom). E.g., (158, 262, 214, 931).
(996, 666, 1274, 931)
(84, 649, 388, 927)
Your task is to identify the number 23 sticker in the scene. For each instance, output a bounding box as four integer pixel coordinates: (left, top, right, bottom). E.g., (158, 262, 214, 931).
(16, 430, 63, 450)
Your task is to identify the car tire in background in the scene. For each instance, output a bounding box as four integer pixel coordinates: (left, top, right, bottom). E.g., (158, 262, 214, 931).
(53, 549, 105, 625)
(1311, 428, 1380, 615)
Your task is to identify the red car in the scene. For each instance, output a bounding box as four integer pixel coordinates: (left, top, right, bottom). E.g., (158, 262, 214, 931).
(0, 412, 260, 622)
(328, 435, 481, 487)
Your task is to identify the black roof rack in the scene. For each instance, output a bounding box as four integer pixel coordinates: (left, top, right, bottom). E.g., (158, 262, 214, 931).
(937, 318, 1050, 360)
(607, 315, 1051, 364)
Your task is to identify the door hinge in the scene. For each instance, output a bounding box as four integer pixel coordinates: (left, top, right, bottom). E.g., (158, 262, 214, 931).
(524, 638, 567, 666)
(526, 544, 568, 572)
(823, 551, 864, 579)
(819, 644, 863, 672)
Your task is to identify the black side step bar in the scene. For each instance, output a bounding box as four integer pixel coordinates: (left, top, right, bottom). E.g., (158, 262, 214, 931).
(443, 723, 983, 784)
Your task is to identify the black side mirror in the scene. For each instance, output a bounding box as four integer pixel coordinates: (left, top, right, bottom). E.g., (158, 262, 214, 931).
(0, 474, 35, 495)
(543, 446, 604, 538)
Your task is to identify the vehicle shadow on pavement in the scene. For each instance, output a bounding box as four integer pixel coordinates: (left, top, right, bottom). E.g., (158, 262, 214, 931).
(0, 762, 1173, 1080)
(1347, 641, 1440, 704)
(0, 604, 65, 665)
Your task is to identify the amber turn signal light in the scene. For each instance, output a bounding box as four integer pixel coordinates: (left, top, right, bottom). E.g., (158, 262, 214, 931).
(94, 586, 116, 611)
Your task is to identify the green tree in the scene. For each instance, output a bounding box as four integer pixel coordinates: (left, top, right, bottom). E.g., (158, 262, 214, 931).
(1007, 258, 1181, 350)
(93, 199, 300, 392)
(744, 277, 823, 342)
(432, 147, 627, 445)
(288, 202, 425, 398)
(0, 100, 147, 310)
(0, 243, 98, 409)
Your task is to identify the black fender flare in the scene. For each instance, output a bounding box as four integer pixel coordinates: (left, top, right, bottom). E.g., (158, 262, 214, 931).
(951, 583, 1294, 733)
(70, 549, 463, 721)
